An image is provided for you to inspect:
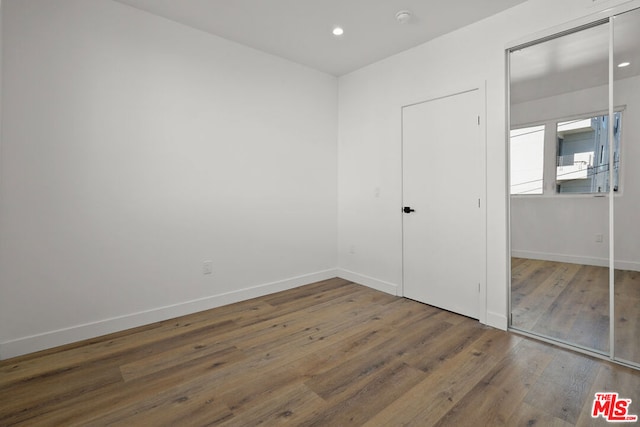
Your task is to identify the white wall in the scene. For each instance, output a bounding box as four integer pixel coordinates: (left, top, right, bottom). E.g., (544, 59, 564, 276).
(337, 0, 640, 329)
(511, 76, 640, 271)
(0, 0, 338, 359)
(3, 0, 639, 360)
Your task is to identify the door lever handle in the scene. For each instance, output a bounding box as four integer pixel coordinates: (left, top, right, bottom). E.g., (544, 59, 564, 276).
(403, 206, 415, 214)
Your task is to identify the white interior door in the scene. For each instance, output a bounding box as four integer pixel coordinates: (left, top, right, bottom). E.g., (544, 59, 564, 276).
(402, 89, 484, 319)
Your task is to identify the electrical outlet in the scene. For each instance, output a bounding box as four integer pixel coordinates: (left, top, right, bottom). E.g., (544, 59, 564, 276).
(595, 234, 604, 243)
(203, 260, 213, 275)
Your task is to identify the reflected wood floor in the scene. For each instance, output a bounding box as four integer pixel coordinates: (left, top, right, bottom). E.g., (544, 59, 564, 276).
(1, 278, 639, 426)
(511, 258, 640, 362)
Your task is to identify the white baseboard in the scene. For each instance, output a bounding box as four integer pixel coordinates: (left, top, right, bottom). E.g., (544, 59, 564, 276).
(511, 250, 640, 271)
(486, 311, 508, 330)
(615, 260, 640, 271)
(336, 269, 399, 296)
(337, 269, 509, 330)
(0, 269, 339, 360)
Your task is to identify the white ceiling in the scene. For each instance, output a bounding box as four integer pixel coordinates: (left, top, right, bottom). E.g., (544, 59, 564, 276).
(113, 0, 526, 76)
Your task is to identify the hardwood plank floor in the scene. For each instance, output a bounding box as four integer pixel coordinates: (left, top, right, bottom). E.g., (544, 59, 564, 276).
(1, 278, 639, 426)
(511, 258, 640, 363)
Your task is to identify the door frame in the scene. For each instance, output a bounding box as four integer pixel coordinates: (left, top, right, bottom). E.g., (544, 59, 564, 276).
(400, 82, 488, 324)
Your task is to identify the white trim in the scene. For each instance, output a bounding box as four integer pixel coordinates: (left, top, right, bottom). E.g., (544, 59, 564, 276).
(337, 269, 399, 296)
(608, 16, 616, 359)
(610, 259, 637, 271)
(512, 250, 607, 267)
(0, 269, 338, 360)
(479, 81, 488, 325)
(511, 105, 626, 130)
(486, 311, 508, 331)
(506, 45, 514, 333)
(511, 249, 640, 271)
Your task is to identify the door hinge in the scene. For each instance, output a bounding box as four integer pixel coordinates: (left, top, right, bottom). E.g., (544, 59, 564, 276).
(477, 116, 480, 125)
(478, 283, 481, 293)
(478, 198, 481, 208)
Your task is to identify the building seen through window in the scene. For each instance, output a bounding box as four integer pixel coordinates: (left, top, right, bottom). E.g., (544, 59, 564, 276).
(510, 112, 621, 195)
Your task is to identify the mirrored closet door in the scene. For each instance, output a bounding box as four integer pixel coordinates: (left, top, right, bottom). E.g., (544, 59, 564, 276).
(508, 7, 640, 367)
(613, 7, 640, 366)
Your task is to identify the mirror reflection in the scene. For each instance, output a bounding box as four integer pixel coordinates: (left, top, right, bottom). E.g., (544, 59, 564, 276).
(509, 22, 612, 354)
(509, 8, 640, 366)
(613, 7, 640, 366)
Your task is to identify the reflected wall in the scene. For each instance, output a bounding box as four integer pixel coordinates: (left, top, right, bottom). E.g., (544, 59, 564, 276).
(613, 7, 640, 366)
(509, 8, 640, 366)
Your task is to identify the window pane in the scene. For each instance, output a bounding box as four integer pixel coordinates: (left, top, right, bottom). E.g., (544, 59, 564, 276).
(556, 112, 621, 193)
(510, 125, 545, 194)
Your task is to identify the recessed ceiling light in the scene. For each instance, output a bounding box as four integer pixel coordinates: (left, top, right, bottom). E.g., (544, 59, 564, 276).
(617, 62, 631, 68)
(332, 27, 344, 36)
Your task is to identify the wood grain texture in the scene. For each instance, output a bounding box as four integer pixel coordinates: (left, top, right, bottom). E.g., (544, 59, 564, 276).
(1, 277, 639, 426)
(511, 257, 640, 363)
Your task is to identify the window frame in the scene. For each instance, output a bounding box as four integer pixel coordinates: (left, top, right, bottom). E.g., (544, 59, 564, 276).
(510, 107, 625, 198)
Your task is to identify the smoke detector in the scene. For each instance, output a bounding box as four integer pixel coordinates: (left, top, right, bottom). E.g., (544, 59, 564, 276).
(395, 10, 412, 24)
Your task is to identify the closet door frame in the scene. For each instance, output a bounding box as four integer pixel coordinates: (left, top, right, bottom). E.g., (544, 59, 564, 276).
(506, 1, 640, 370)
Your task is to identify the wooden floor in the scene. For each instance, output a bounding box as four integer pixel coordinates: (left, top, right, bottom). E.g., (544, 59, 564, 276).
(1, 278, 639, 426)
(511, 258, 640, 363)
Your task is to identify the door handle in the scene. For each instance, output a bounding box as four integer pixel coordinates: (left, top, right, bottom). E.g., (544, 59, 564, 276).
(403, 206, 415, 213)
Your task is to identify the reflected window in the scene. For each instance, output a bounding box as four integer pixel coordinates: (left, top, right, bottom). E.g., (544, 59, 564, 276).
(510, 125, 545, 194)
(511, 112, 622, 196)
(556, 112, 622, 193)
